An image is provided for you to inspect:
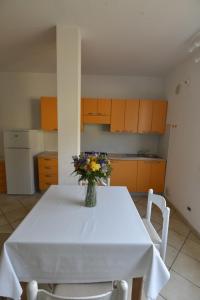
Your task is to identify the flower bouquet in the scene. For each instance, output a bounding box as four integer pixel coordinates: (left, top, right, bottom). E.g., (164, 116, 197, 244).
(72, 153, 112, 207)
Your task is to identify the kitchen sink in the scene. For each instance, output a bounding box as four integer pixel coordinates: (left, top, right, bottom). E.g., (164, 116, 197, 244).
(124, 153, 161, 159)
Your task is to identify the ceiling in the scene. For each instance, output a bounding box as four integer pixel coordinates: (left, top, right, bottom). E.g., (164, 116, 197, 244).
(0, 0, 200, 76)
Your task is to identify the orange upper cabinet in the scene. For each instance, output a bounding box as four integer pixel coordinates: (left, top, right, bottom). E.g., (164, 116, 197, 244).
(83, 98, 111, 124)
(138, 100, 153, 133)
(40, 97, 57, 131)
(111, 99, 139, 133)
(110, 100, 126, 132)
(151, 100, 167, 134)
(138, 100, 167, 134)
(124, 100, 139, 132)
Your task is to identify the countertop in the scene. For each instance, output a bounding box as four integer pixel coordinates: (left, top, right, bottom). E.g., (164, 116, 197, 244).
(38, 151, 166, 161)
(108, 153, 166, 161)
(37, 151, 58, 158)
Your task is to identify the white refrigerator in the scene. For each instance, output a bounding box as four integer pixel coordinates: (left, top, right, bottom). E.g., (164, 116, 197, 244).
(4, 130, 44, 194)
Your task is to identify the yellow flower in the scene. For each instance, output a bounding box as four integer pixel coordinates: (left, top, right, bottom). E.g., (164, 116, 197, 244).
(90, 161, 101, 171)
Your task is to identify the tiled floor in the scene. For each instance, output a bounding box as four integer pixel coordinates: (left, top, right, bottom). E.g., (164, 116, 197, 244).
(0, 192, 200, 300)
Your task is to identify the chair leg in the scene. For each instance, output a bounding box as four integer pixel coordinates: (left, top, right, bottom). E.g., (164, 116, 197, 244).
(132, 278, 143, 300)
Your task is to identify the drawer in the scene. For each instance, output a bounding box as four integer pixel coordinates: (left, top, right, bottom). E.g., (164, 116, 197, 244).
(38, 165, 58, 175)
(39, 182, 51, 191)
(39, 178, 58, 191)
(38, 157, 58, 168)
(39, 173, 58, 183)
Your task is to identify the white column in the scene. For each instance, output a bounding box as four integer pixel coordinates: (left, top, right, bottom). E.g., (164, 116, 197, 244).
(56, 25, 81, 184)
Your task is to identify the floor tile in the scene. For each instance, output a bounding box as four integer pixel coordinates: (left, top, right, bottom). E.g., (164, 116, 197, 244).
(0, 199, 24, 214)
(0, 215, 8, 226)
(160, 270, 200, 300)
(169, 214, 190, 236)
(19, 195, 40, 209)
(0, 233, 10, 243)
(0, 223, 13, 233)
(151, 220, 162, 232)
(4, 207, 27, 223)
(150, 208, 163, 224)
(11, 219, 24, 229)
(181, 238, 200, 262)
(188, 232, 200, 244)
(165, 244, 179, 268)
(166, 229, 186, 250)
(133, 195, 147, 203)
(172, 253, 200, 287)
(135, 203, 146, 217)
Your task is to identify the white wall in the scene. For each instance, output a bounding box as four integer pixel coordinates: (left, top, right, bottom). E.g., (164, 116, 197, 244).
(165, 56, 200, 233)
(81, 74, 165, 154)
(0, 73, 165, 157)
(82, 75, 164, 98)
(0, 72, 57, 156)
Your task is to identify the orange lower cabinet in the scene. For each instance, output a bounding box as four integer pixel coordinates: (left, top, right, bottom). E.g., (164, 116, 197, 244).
(137, 161, 152, 192)
(0, 160, 7, 193)
(38, 154, 58, 191)
(137, 160, 166, 193)
(110, 160, 138, 192)
(150, 161, 166, 193)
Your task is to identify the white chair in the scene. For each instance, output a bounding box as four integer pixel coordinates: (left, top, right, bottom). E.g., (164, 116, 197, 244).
(142, 189, 170, 262)
(27, 280, 128, 300)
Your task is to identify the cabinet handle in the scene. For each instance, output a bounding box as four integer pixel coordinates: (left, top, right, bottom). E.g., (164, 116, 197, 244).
(44, 167, 51, 170)
(44, 158, 51, 161)
(88, 112, 98, 115)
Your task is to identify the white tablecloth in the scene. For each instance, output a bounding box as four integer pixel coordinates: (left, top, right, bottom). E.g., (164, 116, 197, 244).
(0, 185, 169, 300)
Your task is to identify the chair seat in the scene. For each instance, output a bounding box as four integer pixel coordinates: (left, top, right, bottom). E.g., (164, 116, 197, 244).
(54, 282, 113, 297)
(142, 218, 161, 250)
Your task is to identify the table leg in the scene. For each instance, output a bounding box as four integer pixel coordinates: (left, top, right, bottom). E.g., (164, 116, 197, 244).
(21, 282, 27, 300)
(132, 278, 143, 300)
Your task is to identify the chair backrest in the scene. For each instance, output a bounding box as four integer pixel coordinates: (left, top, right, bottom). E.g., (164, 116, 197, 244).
(146, 189, 170, 261)
(27, 281, 128, 300)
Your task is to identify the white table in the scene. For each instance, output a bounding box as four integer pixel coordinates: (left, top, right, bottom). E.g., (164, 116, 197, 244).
(0, 185, 169, 300)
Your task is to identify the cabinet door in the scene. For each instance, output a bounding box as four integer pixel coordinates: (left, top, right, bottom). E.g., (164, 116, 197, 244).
(110, 100, 125, 132)
(151, 101, 167, 134)
(150, 161, 166, 193)
(124, 100, 139, 132)
(137, 160, 151, 192)
(138, 100, 153, 133)
(41, 97, 57, 131)
(98, 99, 111, 116)
(83, 99, 98, 115)
(0, 160, 6, 193)
(110, 160, 137, 192)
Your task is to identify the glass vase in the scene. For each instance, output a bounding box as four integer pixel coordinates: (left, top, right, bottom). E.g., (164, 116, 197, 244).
(85, 181, 96, 207)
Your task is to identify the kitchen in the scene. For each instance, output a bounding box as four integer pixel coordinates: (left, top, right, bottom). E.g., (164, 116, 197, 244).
(0, 74, 168, 196)
(0, 1, 200, 298)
